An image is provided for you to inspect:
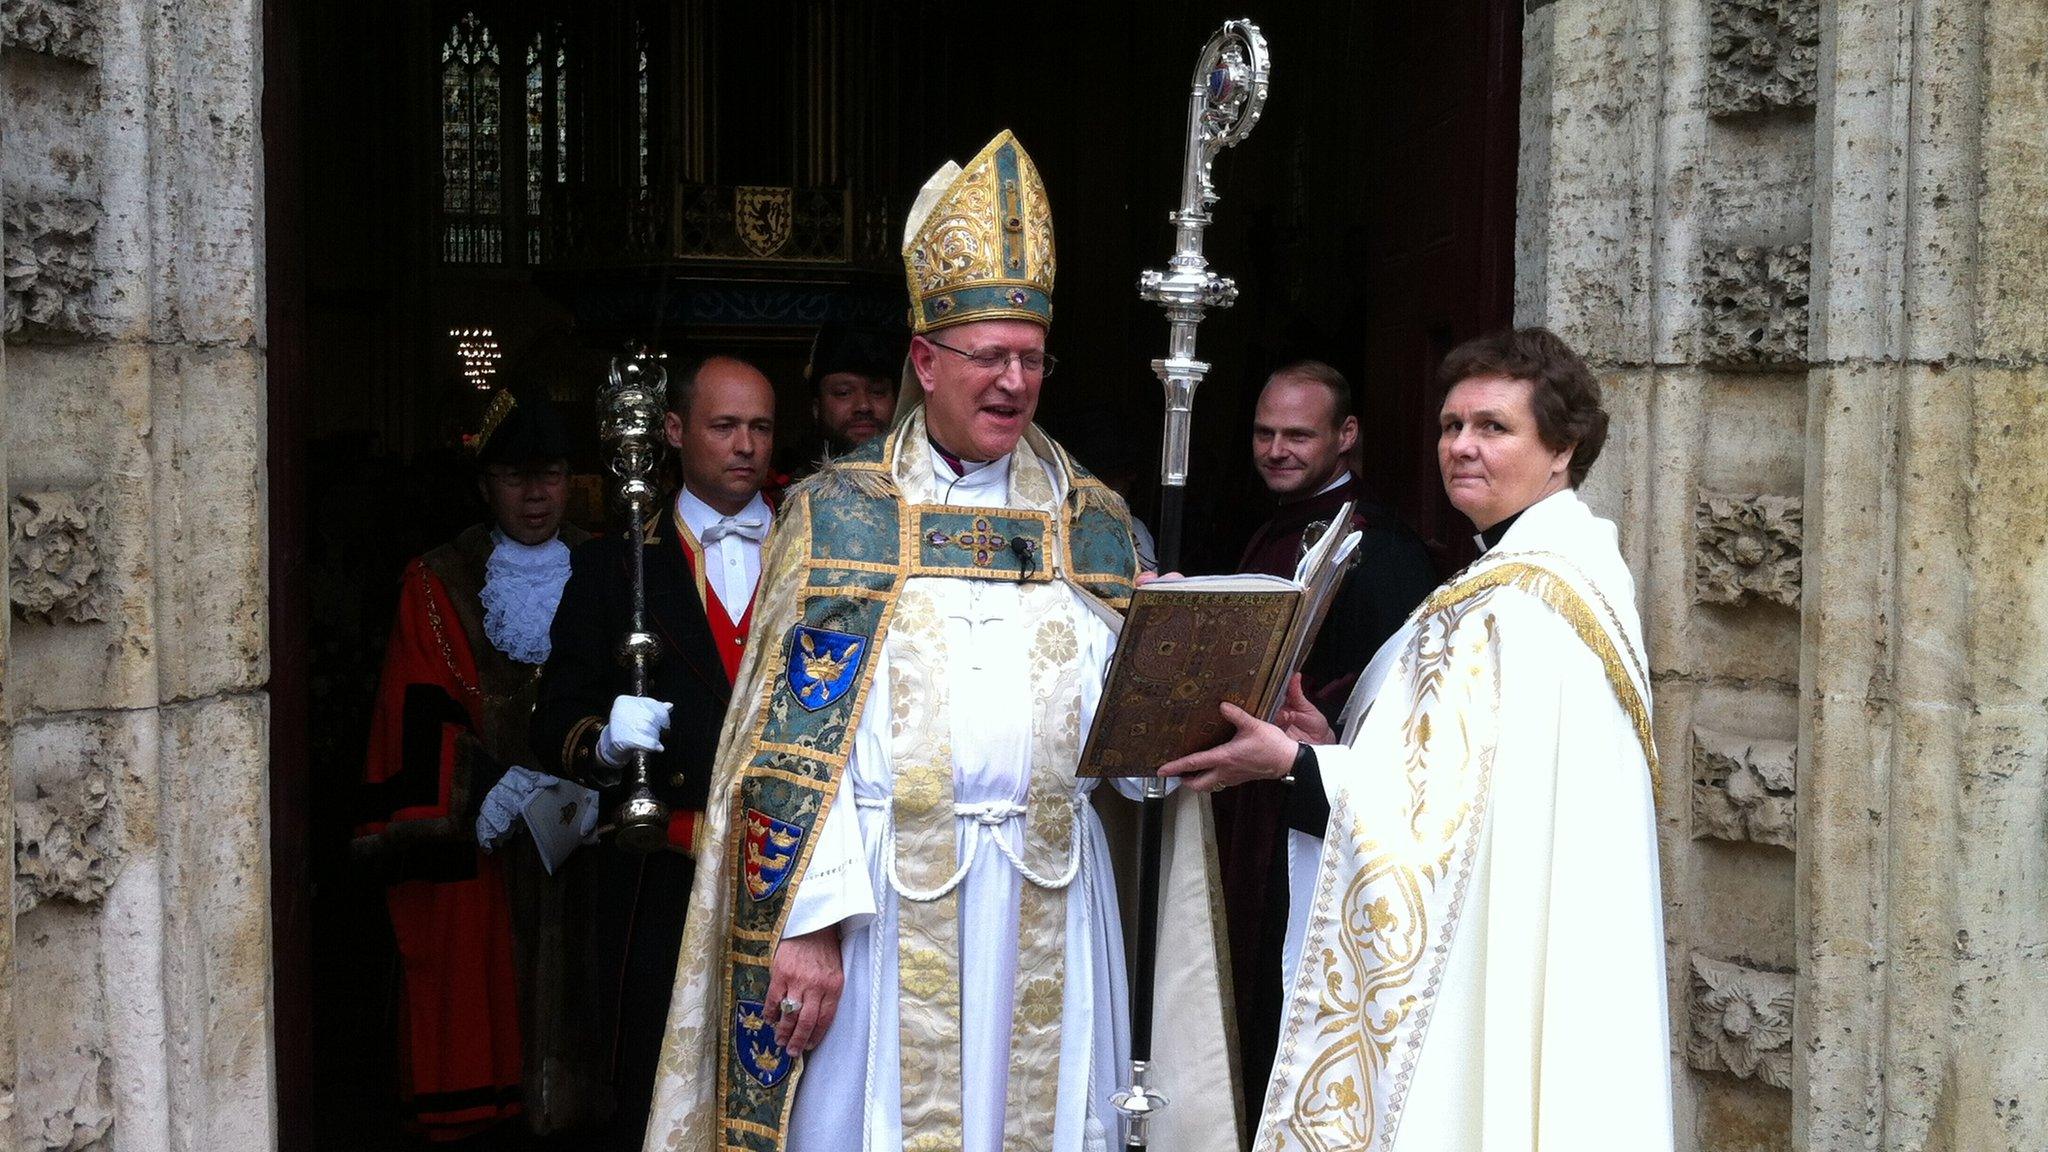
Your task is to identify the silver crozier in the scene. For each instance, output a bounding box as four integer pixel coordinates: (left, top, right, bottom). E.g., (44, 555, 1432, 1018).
(1115, 18, 1270, 1149)
(595, 344, 671, 853)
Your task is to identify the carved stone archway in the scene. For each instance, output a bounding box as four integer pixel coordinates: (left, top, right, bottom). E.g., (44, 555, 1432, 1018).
(3, 0, 275, 1147)
(1517, 0, 2048, 1148)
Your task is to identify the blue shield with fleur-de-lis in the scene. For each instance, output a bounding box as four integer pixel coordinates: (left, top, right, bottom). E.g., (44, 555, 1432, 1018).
(733, 999, 794, 1088)
(786, 625, 864, 712)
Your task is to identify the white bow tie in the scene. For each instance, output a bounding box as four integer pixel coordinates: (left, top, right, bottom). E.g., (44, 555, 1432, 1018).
(701, 514, 768, 545)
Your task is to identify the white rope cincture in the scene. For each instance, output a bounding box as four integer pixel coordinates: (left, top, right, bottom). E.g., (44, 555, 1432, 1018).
(857, 794, 1086, 903)
(846, 789, 1087, 1147)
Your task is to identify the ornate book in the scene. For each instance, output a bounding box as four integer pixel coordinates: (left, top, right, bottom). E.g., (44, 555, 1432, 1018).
(1078, 509, 1360, 777)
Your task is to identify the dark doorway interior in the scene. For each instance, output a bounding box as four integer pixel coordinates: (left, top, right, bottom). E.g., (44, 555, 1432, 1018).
(265, 2, 1520, 1148)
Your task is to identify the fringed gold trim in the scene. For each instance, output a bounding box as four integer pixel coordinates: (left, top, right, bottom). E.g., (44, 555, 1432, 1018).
(1420, 562, 1661, 792)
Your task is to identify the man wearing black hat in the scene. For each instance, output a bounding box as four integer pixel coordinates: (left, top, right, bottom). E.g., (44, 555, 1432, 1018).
(355, 386, 603, 1139)
(804, 321, 905, 464)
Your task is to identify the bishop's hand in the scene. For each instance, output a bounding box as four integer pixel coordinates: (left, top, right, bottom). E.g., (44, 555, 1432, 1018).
(1155, 702, 1298, 792)
(767, 926, 843, 1053)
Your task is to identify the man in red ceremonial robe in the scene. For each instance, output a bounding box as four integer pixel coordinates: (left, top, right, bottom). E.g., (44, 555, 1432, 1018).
(1218, 360, 1439, 1123)
(533, 354, 779, 1150)
(356, 385, 600, 1139)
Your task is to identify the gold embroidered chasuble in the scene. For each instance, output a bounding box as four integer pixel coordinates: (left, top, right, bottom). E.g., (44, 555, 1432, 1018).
(881, 431, 1086, 1151)
(641, 411, 1242, 1152)
(1259, 490, 1673, 1152)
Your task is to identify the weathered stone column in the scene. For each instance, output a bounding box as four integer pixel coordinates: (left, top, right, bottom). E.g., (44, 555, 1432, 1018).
(1522, 0, 2046, 1149)
(1801, 0, 2047, 1148)
(3, 0, 275, 1149)
(1521, 0, 1815, 1149)
(1, 54, 16, 1139)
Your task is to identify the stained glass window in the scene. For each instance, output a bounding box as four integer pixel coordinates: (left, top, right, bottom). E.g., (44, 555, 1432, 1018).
(440, 12, 502, 263)
(525, 34, 544, 218)
(556, 39, 570, 184)
(525, 33, 543, 261)
(636, 21, 650, 196)
(513, 24, 573, 264)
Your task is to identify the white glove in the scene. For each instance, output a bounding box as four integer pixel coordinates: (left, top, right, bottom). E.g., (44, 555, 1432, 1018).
(476, 766, 553, 852)
(597, 695, 672, 768)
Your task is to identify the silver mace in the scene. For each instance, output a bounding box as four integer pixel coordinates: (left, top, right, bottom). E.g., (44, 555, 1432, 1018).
(1114, 18, 1270, 1150)
(595, 343, 672, 854)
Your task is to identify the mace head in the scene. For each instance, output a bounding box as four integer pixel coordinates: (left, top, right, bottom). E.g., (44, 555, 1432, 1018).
(599, 343, 668, 447)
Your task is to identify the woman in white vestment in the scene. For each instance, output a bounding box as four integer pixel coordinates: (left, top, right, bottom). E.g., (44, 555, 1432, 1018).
(1160, 327, 1674, 1152)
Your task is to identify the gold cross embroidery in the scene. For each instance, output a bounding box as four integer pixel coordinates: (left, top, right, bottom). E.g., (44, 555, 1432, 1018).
(934, 516, 1010, 567)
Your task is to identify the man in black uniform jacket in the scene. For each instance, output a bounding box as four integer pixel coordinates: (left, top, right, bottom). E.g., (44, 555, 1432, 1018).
(532, 354, 778, 1149)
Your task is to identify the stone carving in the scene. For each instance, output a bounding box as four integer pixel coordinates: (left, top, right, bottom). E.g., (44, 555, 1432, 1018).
(1694, 492, 1802, 608)
(9, 488, 107, 624)
(14, 760, 114, 913)
(0, 0, 99, 62)
(1691, 726, 1796, 847)
(1706, 0, 1818, 115)
(22, 1043, 113, 1151)
(1688, 954, 1794, 1088)
(1700, 242, 1809, 366)
(3, 198, 101, 338)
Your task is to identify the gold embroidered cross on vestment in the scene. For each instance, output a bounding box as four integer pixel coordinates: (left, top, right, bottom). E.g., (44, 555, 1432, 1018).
(928, 516, 1010, 567)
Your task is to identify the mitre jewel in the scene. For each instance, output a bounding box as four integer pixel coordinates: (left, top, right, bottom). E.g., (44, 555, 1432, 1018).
(901, 130, 1055, 334)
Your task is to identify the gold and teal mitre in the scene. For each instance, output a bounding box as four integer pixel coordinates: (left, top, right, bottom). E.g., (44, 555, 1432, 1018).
(902, 130, 1056, 334)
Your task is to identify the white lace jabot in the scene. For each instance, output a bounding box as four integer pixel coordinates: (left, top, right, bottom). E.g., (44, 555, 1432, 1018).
(479, 530, 572, 665)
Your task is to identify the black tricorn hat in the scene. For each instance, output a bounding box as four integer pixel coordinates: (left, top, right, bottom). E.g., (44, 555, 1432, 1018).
(804, 323, 908, 390)
(475, 385, 574, 465)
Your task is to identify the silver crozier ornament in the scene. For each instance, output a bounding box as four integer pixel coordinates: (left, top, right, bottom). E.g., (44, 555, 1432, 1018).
(1117, 18, 1270, 1150)
(596, 343, 671, 853)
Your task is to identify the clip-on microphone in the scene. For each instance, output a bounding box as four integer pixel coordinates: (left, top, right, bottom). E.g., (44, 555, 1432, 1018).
(1010, 536, 1038, 582)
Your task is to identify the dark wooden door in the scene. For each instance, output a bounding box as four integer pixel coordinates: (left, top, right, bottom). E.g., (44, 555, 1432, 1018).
(1349, 0, 1523, 565)
(1126, 0, 1525, 574)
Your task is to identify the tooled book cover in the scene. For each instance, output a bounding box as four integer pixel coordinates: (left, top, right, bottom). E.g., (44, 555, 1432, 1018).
(1078, 587, 1299, 777)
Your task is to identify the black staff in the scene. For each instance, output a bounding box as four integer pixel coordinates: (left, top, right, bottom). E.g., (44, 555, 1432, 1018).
(1113, 19, 1271, 1150)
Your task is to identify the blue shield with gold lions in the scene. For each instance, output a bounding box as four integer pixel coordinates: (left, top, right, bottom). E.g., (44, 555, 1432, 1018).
(733, 999, 794, 1088)
(786, 625, 864, 712)
(742, 807, 806, 903)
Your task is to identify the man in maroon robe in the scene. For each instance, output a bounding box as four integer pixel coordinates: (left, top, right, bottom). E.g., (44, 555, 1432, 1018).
(1218, 360, 1438, 1122)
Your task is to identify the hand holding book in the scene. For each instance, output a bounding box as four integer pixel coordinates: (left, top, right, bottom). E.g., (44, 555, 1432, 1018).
(1271, 674, 1335, 744)
(1076, 507, 1361, 777)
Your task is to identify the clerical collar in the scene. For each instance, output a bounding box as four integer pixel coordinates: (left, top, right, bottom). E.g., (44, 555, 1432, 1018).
(929, 437, 1014, 504)
(677, 486, 771, 542)
(1474, 510, 1523, 554)
(928, 435, 993, 478)
(1275, 469, 1353, 507)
